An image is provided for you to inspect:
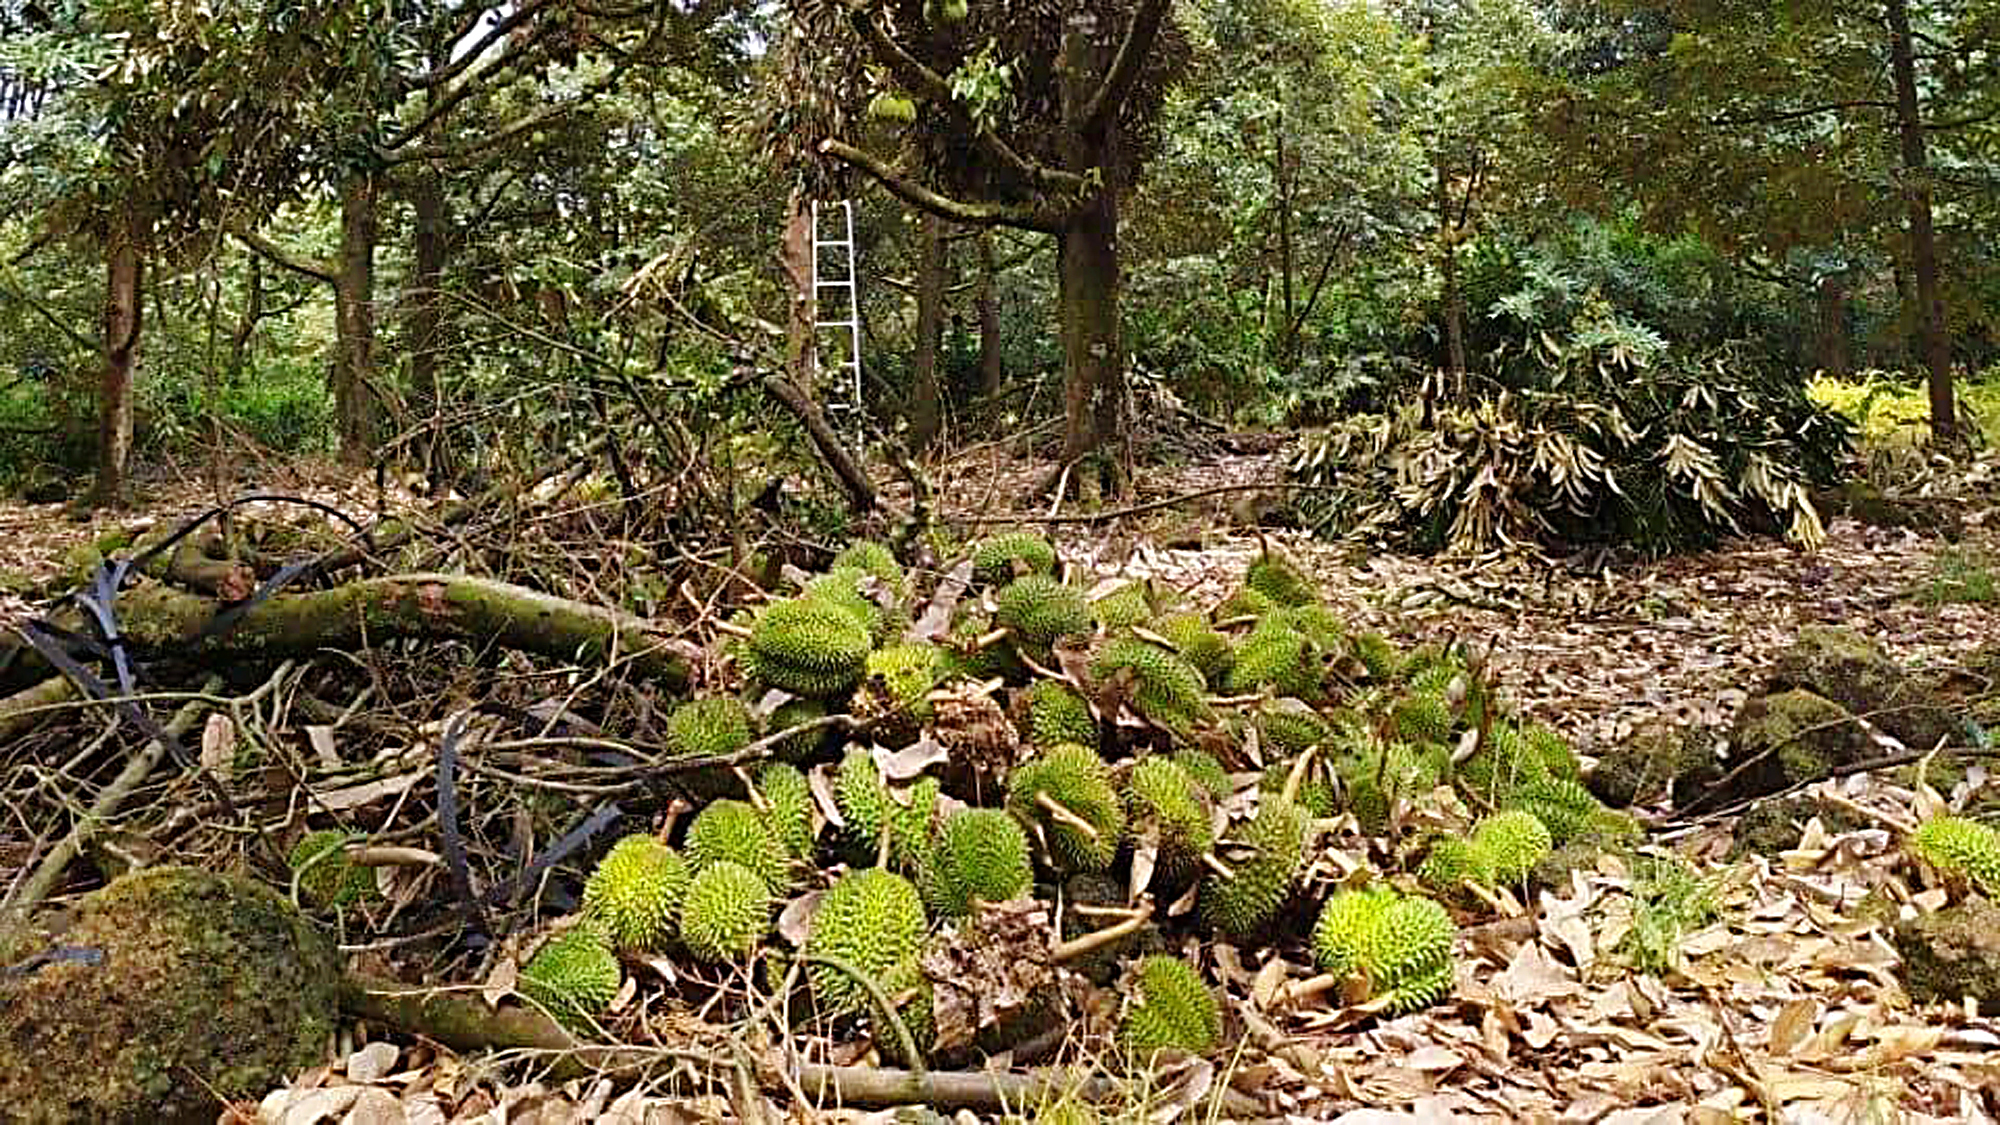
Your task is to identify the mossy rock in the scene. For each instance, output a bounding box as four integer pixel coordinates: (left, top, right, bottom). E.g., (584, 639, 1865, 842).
(1765, 627, 1957, 753)
(1725, 689, 1874, 801)
(0, 866, 341, 1124)
(1726, 796, 1866, 860)
(1590, 722, 1723, 808)
(1892, 896, 2000, 1014)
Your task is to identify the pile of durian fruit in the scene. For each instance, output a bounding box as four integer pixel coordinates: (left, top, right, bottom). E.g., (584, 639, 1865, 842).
(474, 531, 1644, 1063)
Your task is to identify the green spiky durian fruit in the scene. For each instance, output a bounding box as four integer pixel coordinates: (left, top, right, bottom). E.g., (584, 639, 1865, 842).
(746, 598, 872, 698)
(1909, 815, 2000, 895)
(520, 921, 622, 1030)
(288, 830, 377, 908)
(1024, 679, 1098, 751)
(678, 860, 772, 962)
(1172, 749, 1232, 801)
(922, 807, 1033, 917)
(833, 748, 939, 868)
(1244, 549, 1318, 608)
(1120, 955, 1221, 1057)
(686, 799, 792, 894)
(1228, 621, 1323, 699)
(1311, 885, 1397, 975)
(1213, 586, 1278, 621)
(1416, 838, 1494, 899)
(666, 697, 753, 759)
(759, 763, 817, 860)
(1351, 632, 1399, 681)
(806, 867, 931, 1054)
(767, 697, 833, 762)
(1357, 894, 1457, 1014)
(1470, 809, 1554, 884)
(1090, 582, 1154, 631)
(1008, 743, 1126, 873)
(1259, 757, 1337, 819)
(854, 641, 943, 743)
(971, 531, 1058, 587)
(1334, 738, 1434, 833)
(803, 570, 897, 644)
(1521, 721, 1581, 780)
(1506, 775, 1605, 846)
(995, 575, 1092, 650)
(1390, 690, 1455, 746)
(1090, 636, 1213, 735)
(1275, 603, 1345, 649)
(582, 834, 692, 951)
(1154, 611, 1234, 684)
(831, 540, 905, 591)
(1128, 757, 1215, 866)
(941, 611, 1024, 682)
(1200, 796, 1310, 941)
(1456, 723, 1549, 805)
(1256, 697, 1332, 754)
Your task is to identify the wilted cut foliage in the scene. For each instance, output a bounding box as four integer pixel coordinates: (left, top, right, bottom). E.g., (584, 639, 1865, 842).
(1287, 335, 1853, 556)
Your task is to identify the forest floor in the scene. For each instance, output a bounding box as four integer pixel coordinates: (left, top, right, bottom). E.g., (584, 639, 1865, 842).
(5, 445, 2000, 1124)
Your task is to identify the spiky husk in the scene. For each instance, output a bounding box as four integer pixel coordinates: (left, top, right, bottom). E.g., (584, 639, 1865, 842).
(759, 763, 817, 860)
(1360, 895, 1458, 1014)
(1090, 636, 1213, 735)
(995, 575, 1092, 650)
(1909, 815, 2000, 895)
(686, 799, 792, 894)
(679, 860, 772, 962)
(941, 611, 1025, 682)
(1244, 550, 1318, 608)
(1506, 775, 1605, 846)
(833, 748, 938, 869)
(582, 834, 692, 951)
(1456, 722, 1550, 805)
(1171, 748, 1233, 801)
(521, 922, 622, 1030)
(1200, 796, 1310, 941)
(1260, 758, 1338, 819)
(1023, 679, 1098, 751)
(1090, 582, 1154, 631)
(288, 830, 377, 908)
(1311, 885, 1397, 974)
(1256, 697, 1332, 754)
(1334, 738, 1437, 832)
(1470, 810, 1554, 884)
(1121, 955, 1221, 1056)
(1522, 721, 1582, 779)
(1007, 743, 1126, 873)
(766, 697, 833, 762)
(1351, 631, 1399, 680)
(802, 570, 898, 644)
(1213, 586, 1278, 621)
(831, 540, 905, 591)
(746, 598, 872, 698)
(970, 531, 1058, 587)
(854, 641, 943, 742)
(1389, 690, 1455, 746)
(666, 697, 753, 759)
(921, 807, 1033, 917)
(1228, 621, 1323, 699)
(1274, 603, 1345, 649)
(1154, 611, 1235, 684)
(1416, 838, 1494, 898)
(1128, 757, 1214, 863)
(805, 867, 931, 1042)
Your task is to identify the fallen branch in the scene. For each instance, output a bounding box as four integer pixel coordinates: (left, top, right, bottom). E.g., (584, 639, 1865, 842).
(0, 675, 78, 743)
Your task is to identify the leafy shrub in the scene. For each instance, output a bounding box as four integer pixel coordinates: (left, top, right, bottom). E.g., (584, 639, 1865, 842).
(1916, 546, 1999, 606)
(1287, 313, 1853, 556)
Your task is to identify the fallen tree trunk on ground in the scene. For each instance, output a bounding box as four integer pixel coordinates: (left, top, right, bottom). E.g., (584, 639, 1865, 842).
(4, 573, 698, 694)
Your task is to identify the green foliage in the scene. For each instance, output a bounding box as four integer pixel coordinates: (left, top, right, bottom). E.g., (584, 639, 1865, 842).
(1200, 796, 1309, 941)
(1909, 816, 2000, 897)
(685, 799, 791, 895)
(583, 834, 692, 952)
(1008, 743, 1126, 873)
(287, 830, 375, 908)
(1914, 546, 2000, 607)
(1618, 854, 1721, 974)
(922, 807, 1033, 917)
(678, 860, 773, 963)
(1121, 955, 1221, 1057)
(521, 923, 622, 1030)
(995, 575, 1092, 650)
(970, 532, 1058, 587)
(1089, 637, 1213, 735)
(746, 598, 873, 698)
(1023, 679, 1099, 751)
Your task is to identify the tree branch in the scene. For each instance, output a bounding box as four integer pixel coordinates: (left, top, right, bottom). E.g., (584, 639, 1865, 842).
(1080, 0, 1169, 136)
(817, 140, 1069, 233)
(841, 3, 1086, 200)
(232, 230, 335, 285)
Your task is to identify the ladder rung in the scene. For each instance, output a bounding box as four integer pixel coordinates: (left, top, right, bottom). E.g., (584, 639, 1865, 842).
(814, 280, 854, 288)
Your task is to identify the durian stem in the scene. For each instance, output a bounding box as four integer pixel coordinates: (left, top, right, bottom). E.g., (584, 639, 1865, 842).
(1199, 851, 1237, 880)
(797, 953, 926, 1078)
(713, 620, 753, 639)
(1052, 903, 1151, 963)
(1034, 792, 1100, 841)
(1207, 691, 1264, 705)
(1280, 746, 1318, 808)
(1275, 970, 1343, 1007)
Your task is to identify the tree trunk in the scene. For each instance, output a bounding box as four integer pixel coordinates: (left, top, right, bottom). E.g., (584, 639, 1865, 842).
(1056, 187, 1124, 488)
(332, 169, 381, 463)
(407, 167, 452, 479)
(977, 230, 1004, 397)
(1436, 159, 1468, 384)
(909, 212, 946, 450)
(1816, 274, 1849, 377)
(1274, 115, 1297, 367)
(93, 210, 146, 508)
(782, 188, 819, 397)
(1886, 0, 1954, 441)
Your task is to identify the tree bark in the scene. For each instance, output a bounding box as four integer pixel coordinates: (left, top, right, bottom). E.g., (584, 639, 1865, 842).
(92, 209, 147, 509)
(909, 212, 946, 450)
(332, 169, 382, 463)
(782, 188, 819, 397)
(1437, 159, 1468, 383)
(1886, 0, 1954, 441)
(1817, 273, 1849, 377)
(407, 166, 452, 480)
(1056, 190, 1124, 488)
(976, 230, 1004, 397)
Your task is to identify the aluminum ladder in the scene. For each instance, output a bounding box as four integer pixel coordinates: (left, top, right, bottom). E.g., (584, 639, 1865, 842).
(810, 199, 865, 447)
